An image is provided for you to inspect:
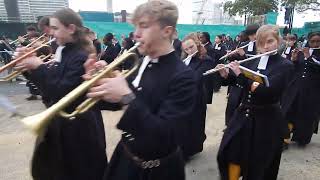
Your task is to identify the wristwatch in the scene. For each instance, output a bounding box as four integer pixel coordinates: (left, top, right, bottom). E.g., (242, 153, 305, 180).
(120, 92, 136, 105)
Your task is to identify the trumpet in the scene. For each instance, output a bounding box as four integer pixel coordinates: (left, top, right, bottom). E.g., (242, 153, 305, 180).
(0, 38, 55, 74)
(20, 43, 141, 135)
(203, 49, 277, 76)
(25, 33, 47, 48)
(219, 41, 256, 61)
(9, 34, 29, 45)
(1, 54, 52, 81)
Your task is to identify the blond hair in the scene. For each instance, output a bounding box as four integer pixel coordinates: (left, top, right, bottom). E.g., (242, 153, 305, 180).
(132, 0, 178, 28)
(256, 25, 280, 50)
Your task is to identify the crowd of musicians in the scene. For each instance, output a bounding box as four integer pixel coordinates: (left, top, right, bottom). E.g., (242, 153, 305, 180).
(0, 1, 319, 180)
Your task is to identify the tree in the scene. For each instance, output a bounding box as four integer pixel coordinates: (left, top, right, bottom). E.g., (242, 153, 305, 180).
(281, 0, 320, 12)
(224, 0, 279, 16)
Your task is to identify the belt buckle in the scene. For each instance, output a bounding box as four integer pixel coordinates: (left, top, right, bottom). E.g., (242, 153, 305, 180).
(141, 159, 160, 169)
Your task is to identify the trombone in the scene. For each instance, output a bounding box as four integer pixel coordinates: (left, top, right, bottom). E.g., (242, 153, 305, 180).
(0, 38, 55, 74)
(20, 43, 141, 135)
(1, 54, 52, 81)
(203, 49, 277, 76)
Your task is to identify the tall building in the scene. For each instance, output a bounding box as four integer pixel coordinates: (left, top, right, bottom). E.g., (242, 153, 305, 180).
(192, 0, 241, 25)
(0, 0, 68, 23)
(107, 0, 113, 13)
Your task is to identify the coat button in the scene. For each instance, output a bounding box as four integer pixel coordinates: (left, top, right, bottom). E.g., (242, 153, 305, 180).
(248, 94, 252, 98)
(247, 99, 251, 103)
(245, 114, 249, 117)
(148, 64, 152, 68)
(137, 87, 143, 91)
(246, 109, 250, 113)
(302, 75, 305, 78)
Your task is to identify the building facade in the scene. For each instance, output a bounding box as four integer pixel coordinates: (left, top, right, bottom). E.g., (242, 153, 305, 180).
(0, 0, 68, 23)
(192, 0, 241, 25)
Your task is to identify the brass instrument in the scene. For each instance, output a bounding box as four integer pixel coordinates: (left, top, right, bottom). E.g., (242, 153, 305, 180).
(20, 43, 141, 135)
(1, 54, 52, 81)
(203, 49, 278, 76)
(25, 33, 47, 48)
(0, 38, 56, 74)
(219, 40, 257, 61)
(9, 34, 29, 45)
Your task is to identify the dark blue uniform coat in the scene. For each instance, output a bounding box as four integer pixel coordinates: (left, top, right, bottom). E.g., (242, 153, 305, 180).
(218, 54, 293, 180)
(28, 43, 107, 180)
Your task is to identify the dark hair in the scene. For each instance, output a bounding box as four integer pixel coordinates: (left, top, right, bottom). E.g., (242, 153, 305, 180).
(216, 35, 223, 40)
(245, 24, 259, 36)
(26, 25, 37, 31)
(123, 37, 134, 50)
(201, 32, 211, 43)
(308, 31, 320, 40)
(129, 32, 134, 39)
(287, 34, 297, 41)
(52, 8, 94, 53)
(38, 16, 50, 31)
(104, 33, 114, 42)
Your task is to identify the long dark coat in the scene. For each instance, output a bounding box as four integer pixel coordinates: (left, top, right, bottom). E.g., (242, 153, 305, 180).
(183, 55, 214, 157)
(217, 54, 293, 180)
(28, 43, 107, 180)
(102, 51, 196, 180)
(281, 46, 295, 61)
(203, 43, 217, 103)
(282, 49, 320, 145)
(223, 41, 257, 126)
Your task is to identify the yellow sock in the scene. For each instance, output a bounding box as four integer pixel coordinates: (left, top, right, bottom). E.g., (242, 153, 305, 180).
(228, 163, 241, 180)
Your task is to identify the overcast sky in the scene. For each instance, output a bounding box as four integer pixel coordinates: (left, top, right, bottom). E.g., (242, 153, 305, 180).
(68, 0, 193, 24)
(68, 0, 319, 27)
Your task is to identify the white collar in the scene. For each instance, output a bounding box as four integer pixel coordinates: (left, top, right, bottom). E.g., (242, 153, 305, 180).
(257, 55, 269, 70)
(309, 49, 314, 56)
(53, 46, 65, 62)
(132, 56, 158, 88)
(248, 41, 254, 52)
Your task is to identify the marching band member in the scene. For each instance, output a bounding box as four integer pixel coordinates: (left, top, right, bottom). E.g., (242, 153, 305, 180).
(217, 25, 293, 180)
(282, 31, 320, 148)
(14, 8, 107, 180)
(84, 1, 196, 179)
(181, 33, 214, 159)
(282, 34, 297, 61)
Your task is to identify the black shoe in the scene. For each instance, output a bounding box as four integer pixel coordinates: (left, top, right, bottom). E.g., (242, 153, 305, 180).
(282, 142, 289, 151)
(26, 95, 38, 100)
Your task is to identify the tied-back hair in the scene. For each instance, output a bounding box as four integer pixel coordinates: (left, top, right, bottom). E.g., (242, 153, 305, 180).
(52, 8, 94, 54)
(182, 33, 207, 60)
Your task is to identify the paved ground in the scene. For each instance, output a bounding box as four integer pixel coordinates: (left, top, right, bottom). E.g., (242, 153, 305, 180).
(0, 81, 319, 180)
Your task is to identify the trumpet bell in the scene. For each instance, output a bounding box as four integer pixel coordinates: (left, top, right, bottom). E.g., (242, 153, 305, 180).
(19, 43, 141, 135)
